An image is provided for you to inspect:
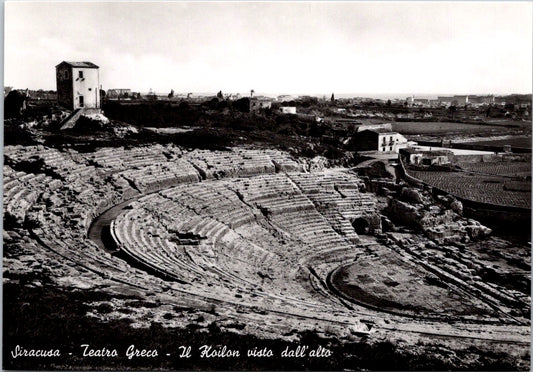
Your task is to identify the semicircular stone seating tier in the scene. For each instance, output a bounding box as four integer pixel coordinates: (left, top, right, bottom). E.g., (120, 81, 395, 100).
(4, 144, 378, 329)
(110, 171, 378, 313)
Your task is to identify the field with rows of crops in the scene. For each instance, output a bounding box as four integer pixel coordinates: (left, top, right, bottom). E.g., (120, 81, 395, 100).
(456, 161, 531, 177)
(464, 137, 532, 149)
(407, 169, 531, 209)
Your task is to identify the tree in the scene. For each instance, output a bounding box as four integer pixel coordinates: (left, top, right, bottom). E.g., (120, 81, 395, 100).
(331, 93, 335, 102)
(168, 89, 174, 98)
(485, 104, 492, 118)
(234, 97, 250, 113)
(206, 97, 219, 110)
(250, 89, 255, 98)
(448, 105, 457, 120)
(4, 90, 27, 118)
(217, 90, 223, 100)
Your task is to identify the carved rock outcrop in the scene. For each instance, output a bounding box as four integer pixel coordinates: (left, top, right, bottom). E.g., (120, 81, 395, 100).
(386, 189, 491, 244)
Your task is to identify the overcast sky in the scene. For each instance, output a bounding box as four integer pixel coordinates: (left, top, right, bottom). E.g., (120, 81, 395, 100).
(4, 1, 532, 97)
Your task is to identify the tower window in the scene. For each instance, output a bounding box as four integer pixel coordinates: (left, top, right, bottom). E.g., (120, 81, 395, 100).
(79, 71, 84, 79)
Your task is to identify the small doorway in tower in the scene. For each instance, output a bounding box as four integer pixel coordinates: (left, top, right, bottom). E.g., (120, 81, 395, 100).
(79, 95, 84, 107)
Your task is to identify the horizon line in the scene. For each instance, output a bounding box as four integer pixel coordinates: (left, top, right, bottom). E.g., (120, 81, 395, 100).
(5, 86, 532, 99)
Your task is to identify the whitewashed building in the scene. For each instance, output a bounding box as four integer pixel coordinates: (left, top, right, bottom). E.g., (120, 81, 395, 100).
(354, 129, 410, 153)
(56, 61, 100, 110)
(280, 106, 297, 114)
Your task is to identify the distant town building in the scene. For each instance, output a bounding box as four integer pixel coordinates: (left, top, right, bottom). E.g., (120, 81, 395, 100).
(436, 95, 492, 106)
(249, 98, 272, 112)
(27, 90, 57, 103)
(56, 61, 100, 110)
(468, 95, 494, 105)
(454, 95, 468, 105)
(279, 106, 297, 114)
(413, 98, 430, 106)
(494, 96, 507, 105)
(277, 95, 296, 102)
(437, 96, 455, 105)
(107, 88, 133, 100)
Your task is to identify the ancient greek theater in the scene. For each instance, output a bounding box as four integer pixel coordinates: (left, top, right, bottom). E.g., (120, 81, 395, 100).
(3, 141, 530, 370)
(4, 1, 533, 369)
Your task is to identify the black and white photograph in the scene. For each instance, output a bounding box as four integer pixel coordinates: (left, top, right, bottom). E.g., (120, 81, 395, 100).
(2, 1, 532, 370)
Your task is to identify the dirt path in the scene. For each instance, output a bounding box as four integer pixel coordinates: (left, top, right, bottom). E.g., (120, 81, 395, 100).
(88, 196, 141, 251)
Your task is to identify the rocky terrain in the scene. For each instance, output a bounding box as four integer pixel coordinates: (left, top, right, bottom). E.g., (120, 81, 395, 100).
(3, 142, 530, 370)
